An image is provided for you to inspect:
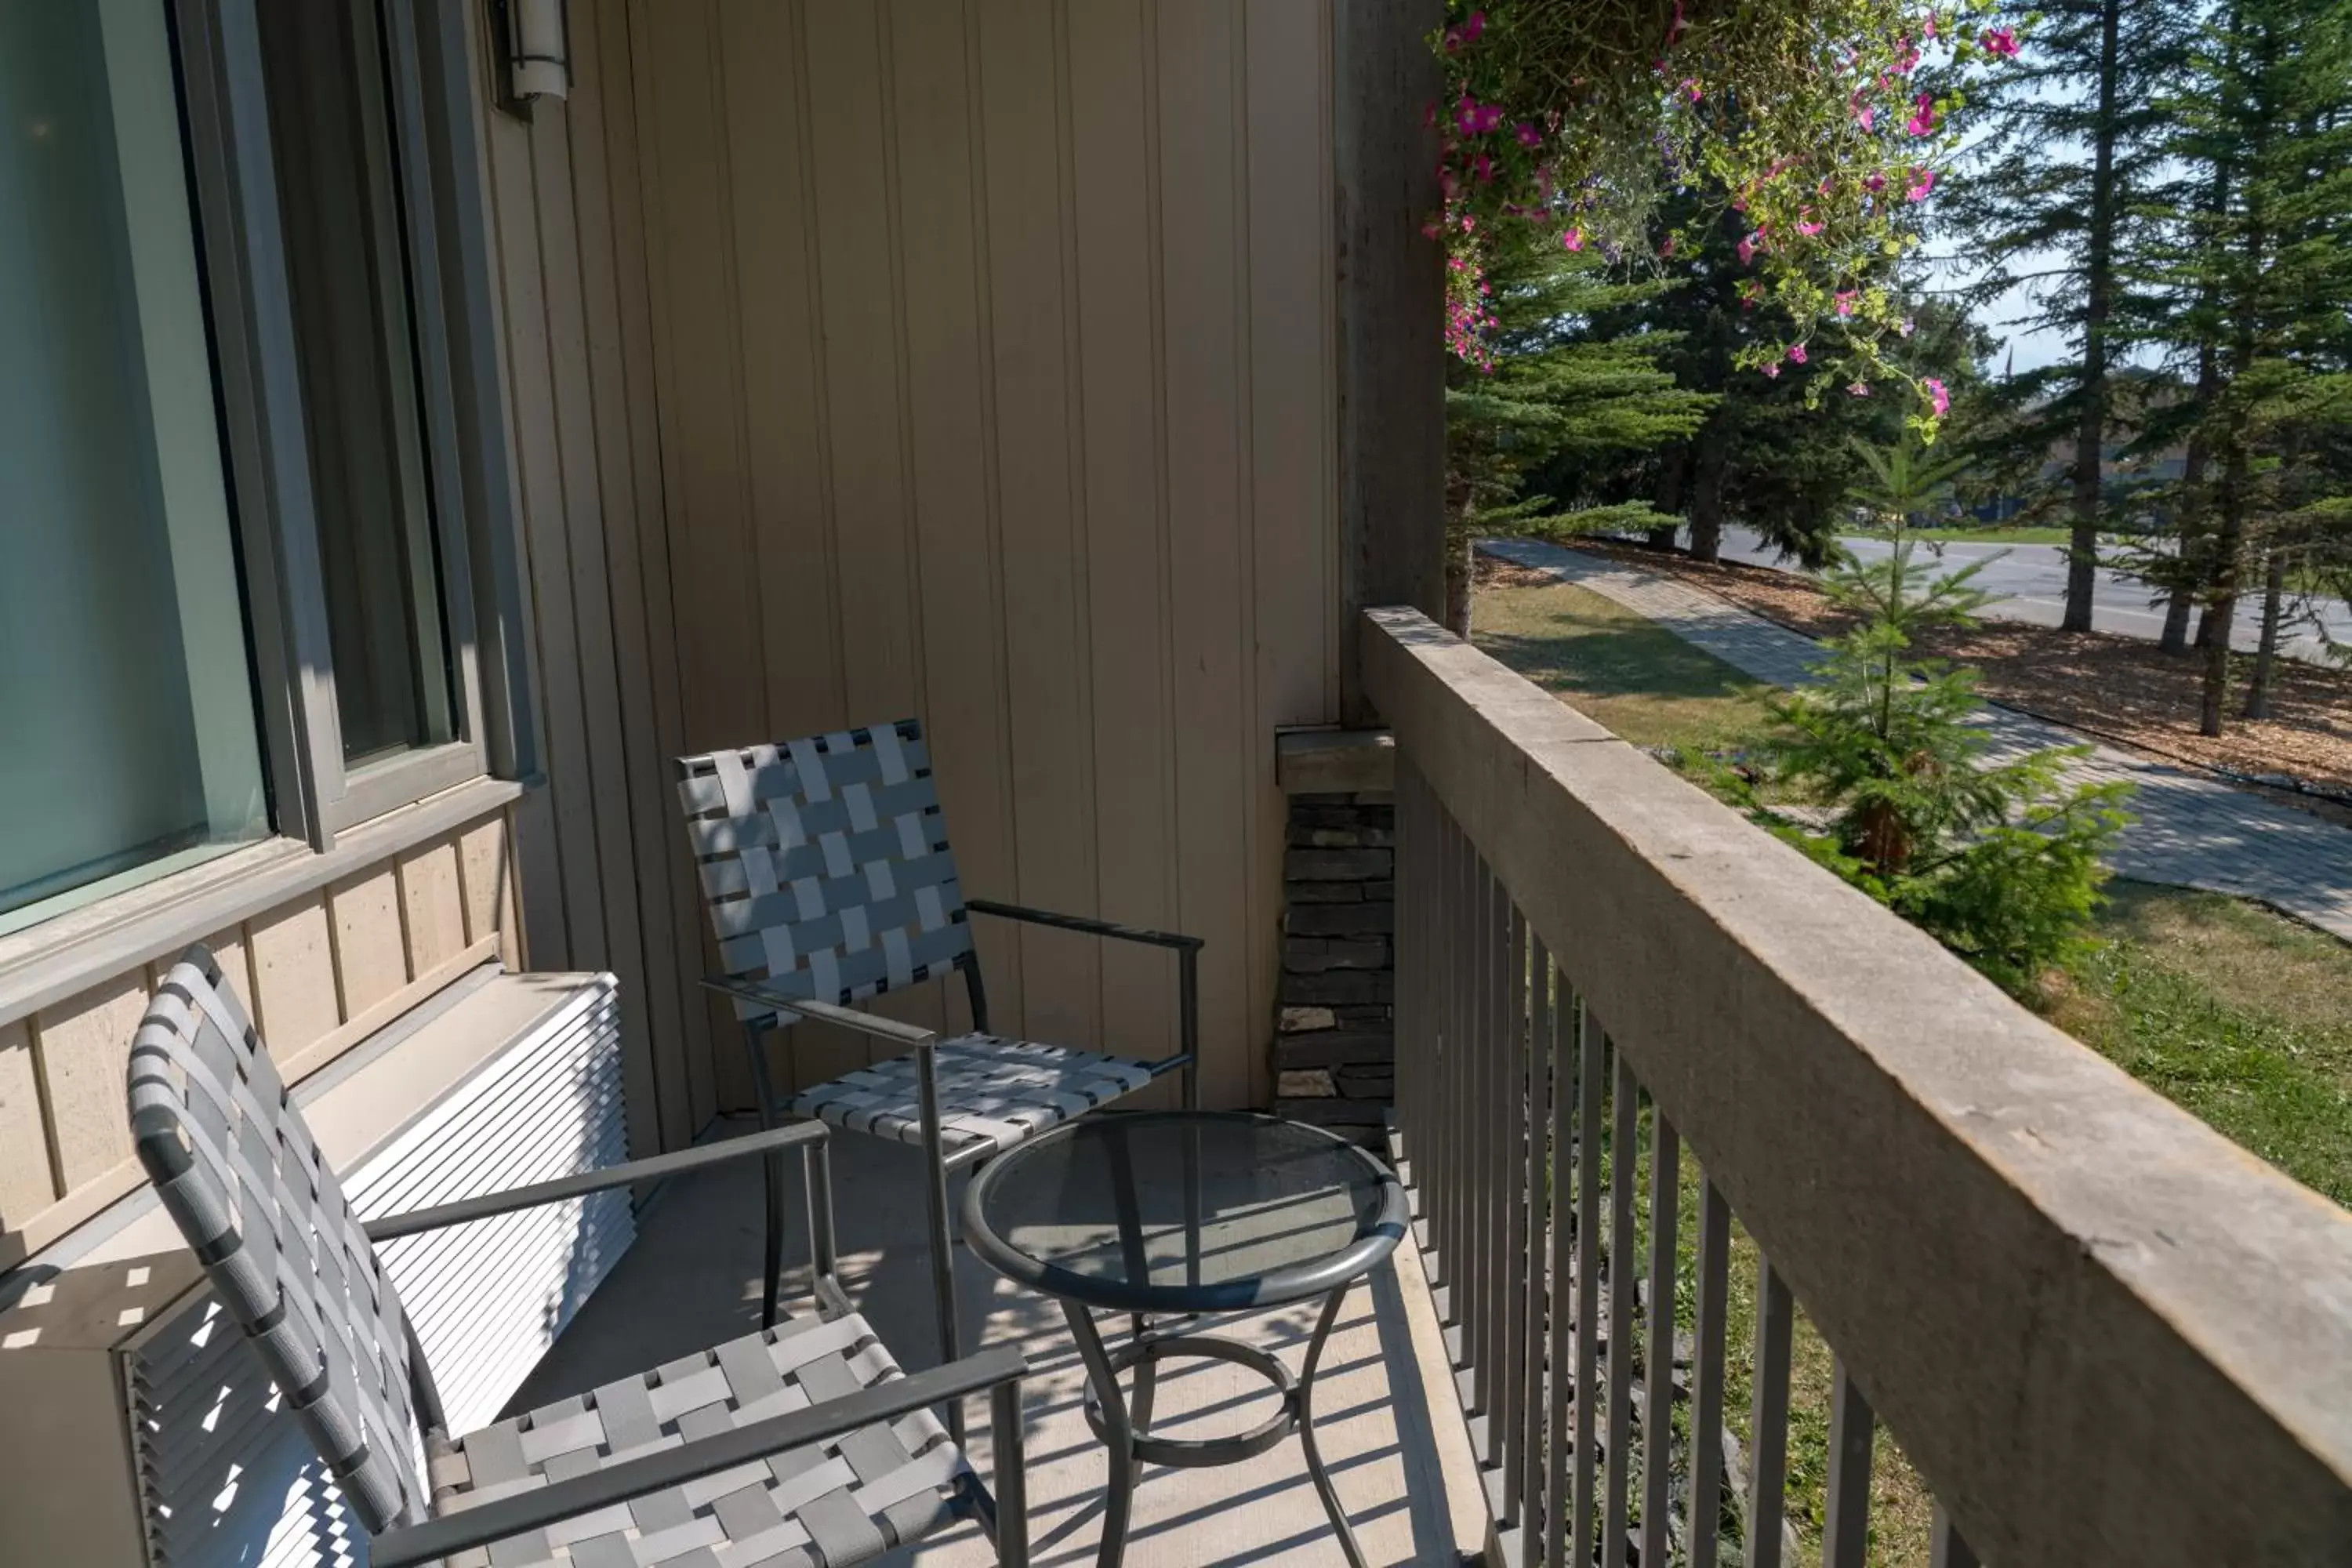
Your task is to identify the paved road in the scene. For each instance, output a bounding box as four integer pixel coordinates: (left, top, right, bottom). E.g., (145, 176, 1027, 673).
(1484, 536, 2352, 944)
(1716, 525, 2352, 663)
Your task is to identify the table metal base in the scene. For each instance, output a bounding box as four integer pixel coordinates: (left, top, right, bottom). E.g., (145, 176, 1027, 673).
(1060, 1283, 1366, 1568)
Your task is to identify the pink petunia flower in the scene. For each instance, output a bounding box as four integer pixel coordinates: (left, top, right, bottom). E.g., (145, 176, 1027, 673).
(1465, 9, 1486, 41)
(1516, 122, 1542, 147)
(1764, 362, 1781, 378)
(1563, 227, 1584, 252)
(1456, 96, 1481, 136)
(1662, 234, 1678, 256)
(1864, 171, 1888, 192)
(1835, 290, 1857, 316)
(1667, 0, 1689, 45)
(1983, 27, 2020, 56)
(1850, 91, 1876, 131)
(1907, 93, 1936, 136)
(1926, 377, 1951, 416)
(1473, 152, 1495, 183)
(1906, 167, 1936, 201)
(1737, 233, 1759, 265)
(1797, 212, 1825, 237)
(1849, 380, 1872, 397)
(1893, 37, 1922, 74)
(1682, 78, 1703, 103)
(1788, 342, 1809, 364)
(1922, 12, 1937, 39)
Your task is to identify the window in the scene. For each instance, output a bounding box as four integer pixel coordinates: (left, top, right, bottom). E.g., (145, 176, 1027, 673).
(0, 0, 523, 939)
(256, 0, 461, 768)
(0, 0, 271, 935)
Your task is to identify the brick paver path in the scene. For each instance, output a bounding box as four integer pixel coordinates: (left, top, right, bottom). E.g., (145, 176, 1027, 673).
(1484, 537, 2352, 944)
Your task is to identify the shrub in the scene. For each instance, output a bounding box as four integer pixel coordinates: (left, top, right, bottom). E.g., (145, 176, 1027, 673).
(1745, 445, 2132, 992)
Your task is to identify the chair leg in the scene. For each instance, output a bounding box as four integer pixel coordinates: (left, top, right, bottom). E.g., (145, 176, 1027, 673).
(744, 1021, 786, 1330)
(990, 1378, 1029, 1568)
(1178, 946, 1201, 1110)
(915, 1040, 966, 1447)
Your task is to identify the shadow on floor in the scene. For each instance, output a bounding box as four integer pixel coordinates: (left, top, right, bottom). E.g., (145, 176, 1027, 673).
(510, 1116, 1483, 1566)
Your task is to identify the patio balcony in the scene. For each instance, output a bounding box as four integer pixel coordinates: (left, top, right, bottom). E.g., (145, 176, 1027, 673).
(461, 608, 2352, 1566)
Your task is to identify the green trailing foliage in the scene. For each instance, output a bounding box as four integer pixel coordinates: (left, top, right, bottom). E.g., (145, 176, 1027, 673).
(1726, 440, 2133, 994)
(1445, 219, 1712, 630)
(1536, 196, 1991, 564)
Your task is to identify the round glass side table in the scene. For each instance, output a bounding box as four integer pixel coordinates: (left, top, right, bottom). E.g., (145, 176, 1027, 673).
(960, 1110, 1408, 1568)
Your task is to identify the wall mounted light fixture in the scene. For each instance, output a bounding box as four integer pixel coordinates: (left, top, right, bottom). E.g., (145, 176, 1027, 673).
(492, 0, 569, 118)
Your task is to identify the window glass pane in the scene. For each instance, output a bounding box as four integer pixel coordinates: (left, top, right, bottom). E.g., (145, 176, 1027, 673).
(0, 0, 271, 935)
(256, 0, 457, 768)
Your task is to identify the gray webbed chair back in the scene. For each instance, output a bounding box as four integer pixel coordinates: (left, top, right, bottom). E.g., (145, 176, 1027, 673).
(127, 947, 430, 1533)
(679, 720, 978, 1025)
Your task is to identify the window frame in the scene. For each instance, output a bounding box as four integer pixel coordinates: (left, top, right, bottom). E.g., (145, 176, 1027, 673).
(171, 0, 539, 851)
(0, 0, 539, 1015)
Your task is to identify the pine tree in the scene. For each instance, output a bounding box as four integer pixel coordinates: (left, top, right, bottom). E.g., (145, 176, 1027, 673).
(1541, 200, 1986, 565)
(1749, 453, 2132, 993)
(1953, 0, 2187, 630)
(1443, 223, 1712, 632)
(2128, 0, 2352, 732)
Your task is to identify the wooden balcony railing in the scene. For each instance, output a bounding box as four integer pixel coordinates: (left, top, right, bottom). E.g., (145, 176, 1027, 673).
(1362, 606, 2352, 1567)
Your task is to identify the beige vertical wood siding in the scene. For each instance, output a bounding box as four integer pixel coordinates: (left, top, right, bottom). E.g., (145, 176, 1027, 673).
(553, 0, 1341, 1117)
(0, 813, 517, 1269)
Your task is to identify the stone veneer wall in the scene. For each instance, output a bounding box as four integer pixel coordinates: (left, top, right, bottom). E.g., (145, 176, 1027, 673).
(1271, 790, 1395, 1145)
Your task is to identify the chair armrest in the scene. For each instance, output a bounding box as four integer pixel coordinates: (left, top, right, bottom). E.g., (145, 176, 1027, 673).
(964, 897, 1203, 952)
(361, 1120, 829, 1243)
(702, 976, 939, 1047)
(368, 1345, 1028, 1568)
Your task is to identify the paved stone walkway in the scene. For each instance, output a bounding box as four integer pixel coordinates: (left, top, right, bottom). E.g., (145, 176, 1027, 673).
(1483, 537, 2352, 944)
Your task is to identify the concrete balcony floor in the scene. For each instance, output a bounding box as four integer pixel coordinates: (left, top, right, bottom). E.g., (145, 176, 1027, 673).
(512, 1117, 1487, 1566)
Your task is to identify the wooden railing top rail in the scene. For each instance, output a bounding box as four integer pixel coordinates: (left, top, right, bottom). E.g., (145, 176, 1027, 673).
(1361, 605, 2352, 1566)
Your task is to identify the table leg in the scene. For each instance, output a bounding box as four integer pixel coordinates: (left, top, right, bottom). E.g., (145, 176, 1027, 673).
(1298, 1280, 1370, 1568)
(1128, 1316, 1160, 1438)
(1063, 1300, 1137, 1568)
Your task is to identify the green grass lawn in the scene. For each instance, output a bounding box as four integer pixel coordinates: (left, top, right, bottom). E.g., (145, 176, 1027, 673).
(1906, 524, 2074, 545)
(1475, 574, 2352, 1564)
(1475, 579, 1783, 752)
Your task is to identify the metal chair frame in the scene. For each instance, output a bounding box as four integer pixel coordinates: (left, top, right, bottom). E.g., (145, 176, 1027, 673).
(131, 946, 1030, 1568)
(677, 725, 1202, 1448)
(710, 901, 1200, 1445)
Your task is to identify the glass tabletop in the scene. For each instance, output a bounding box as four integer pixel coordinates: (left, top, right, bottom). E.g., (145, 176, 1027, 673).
(960, 1111, 1407, 1312)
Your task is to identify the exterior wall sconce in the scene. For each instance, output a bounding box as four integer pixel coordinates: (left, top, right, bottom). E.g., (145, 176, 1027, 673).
(492, 0, 569, 118)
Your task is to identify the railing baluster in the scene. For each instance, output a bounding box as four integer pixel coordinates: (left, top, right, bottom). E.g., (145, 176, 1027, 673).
(1747, 1260, 1795, 1568)
(1602, 1049, 1639, 1563)
(1442, 813, 1465, 1326)
(1822, 1359, 1876, 1568)
(1639, 1109, 1680, 1568)
(1519, 937, 1550, 1564)
(1929, 1506, 1980, 1568)
(1485, 877, 1513, 1479)
(1501, 903, 1530, 1535)
(1546, 961, 1573, 1568)
(1396, 761, 1421, 1191)
(1465, 857, 1490, 1396)
(1571, 1000, 1604, 1564)
(1689, 1180, 1731, 1568)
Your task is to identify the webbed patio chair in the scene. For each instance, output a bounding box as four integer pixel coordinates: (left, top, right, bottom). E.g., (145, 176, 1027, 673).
(129, 946, 1029, 1568)
(677, 721, 1200, 1428)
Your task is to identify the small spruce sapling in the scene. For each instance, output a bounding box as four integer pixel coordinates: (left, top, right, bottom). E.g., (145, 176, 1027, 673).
(1755, 439, 2132, 995)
